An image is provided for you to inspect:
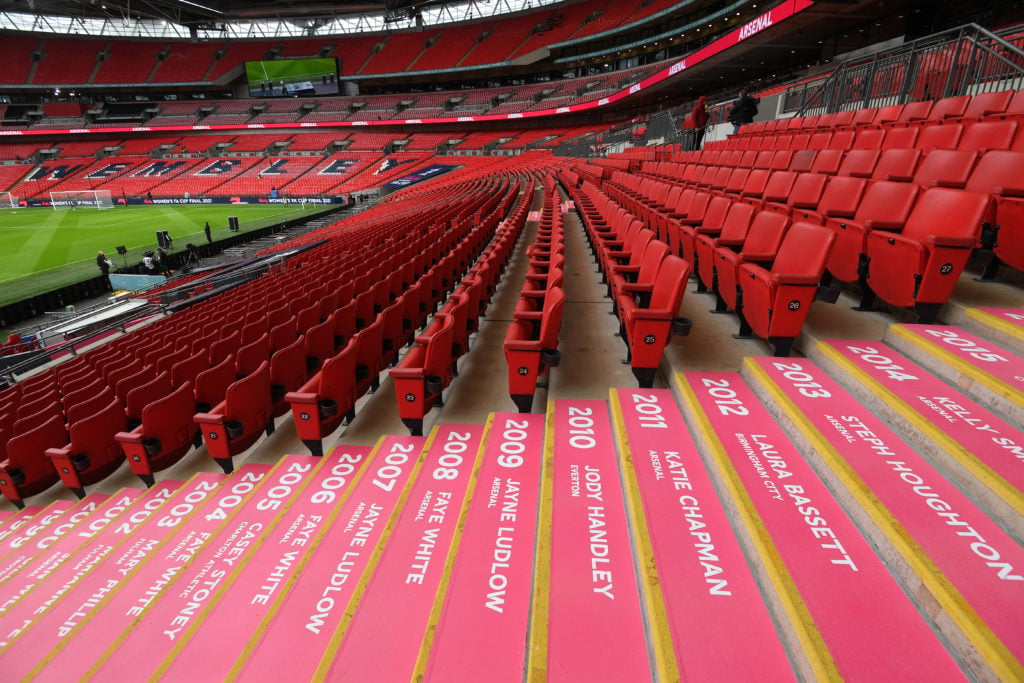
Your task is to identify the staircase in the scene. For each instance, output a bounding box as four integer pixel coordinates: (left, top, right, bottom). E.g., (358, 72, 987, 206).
(0, 309, 1020, 680)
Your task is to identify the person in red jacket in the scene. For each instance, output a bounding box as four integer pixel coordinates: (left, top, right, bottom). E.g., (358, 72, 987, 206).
(691, 95, 709, 149)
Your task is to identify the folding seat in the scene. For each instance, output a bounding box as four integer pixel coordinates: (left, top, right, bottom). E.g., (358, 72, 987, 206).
(304, 316, 337, 373)
(823, 181, 920, 288)
(379, 299, 408, 366)
(881, 125, 918, 149)
(871, 148, 922, 182)
(966, 150, 1024, 279)
(124, 371, 173, 430)
(808, 131, 831, 150)
(390, 312, 457, 436)
(193, 353, 236, 413)
(65, 386, 118, 426)
(268, 334, 308, 418)
(103, 357, 144, 392)
(789, 149, 817, 173)
(792, 174, 867, 224)
(810, 148, 844, 175)
(45, 398, 126, 498)
(872, 104, 904, 127)
(295, 301, 321, 334)
(852, 127, 884, 149)
(752, 151, 774, 170)
(171, 348, 210, 391)
(912, 149, 978, 188)
(958, 120, 1018, 152)
(963, 89, 1014, 120)
(927, 95, 970, 122)
(61, 375, 106, 411)
(610, 239, 670, 305)
(694, 201, 757, 295)
(18, 391, 61, 423)
(333, 300, 358, 347)
(240, 316, 267, 346)
(287, 341, 357, 457)
(266, 301, 291, 329)
(864, 187, 990, 321)
(209, 329, 241, 365)
(196, 361, 274, 473)
(829, 109, 857, 129)
(616, 255, 693, 388)
(155, 345, 191, 376)
(268, 315, 298, 354)
(893, 99, 934, 126)
(737, 150, 758, 168)
(735, 221, 836, 356)
(916, 122, 963, 151)
(711, 210, 791, 314)
(115, 381, 198, 487)
(0, 414, 65, 507)
(114, 366, 157, 406)
(353, 317, 385, 395)
(674, 196, 729, 267)
(737, 169, 771, 205)
(837, 149, 880, 178)
(758, 171, 799, 213)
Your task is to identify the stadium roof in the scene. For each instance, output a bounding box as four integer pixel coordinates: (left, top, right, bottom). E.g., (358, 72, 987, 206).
(0, 0, 564, 37)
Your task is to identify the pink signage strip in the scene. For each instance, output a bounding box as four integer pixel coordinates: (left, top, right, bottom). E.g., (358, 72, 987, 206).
(0, 500, 74, 563)
(231, 435, 426, 683)
(157, 447, 371, 682)
(421, 414, 544, 683)
(23, 468, 248, 683)
(0, 506, 43, 544)
(965, 308, 1024, 356)
(0, 510, 13, 529)
(0, 2, 814, 139)
(889, 324, 1024, 411)
(976, 308, 1024, 332)
(820, 340, 1024, 519)
(611, 388, 794, 682)
(0, 484, 168, 661)
(748, 357, 1024, 678)
(0, 495, 108, 586)
(680, 371, 962, 679)
(323, 424, 484, 681)
(90, 456, 323, 680)
(534, 399, 652, 682)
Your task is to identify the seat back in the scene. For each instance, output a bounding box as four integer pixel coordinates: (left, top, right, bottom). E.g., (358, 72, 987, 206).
(305, 317, 336, 368)
(901, 187, 989, 242)
(928, 95, 970, 121)
(194, 353, 236, 412)
(772, 221, 835, 278)
(761, 171, 798, 204)
(66, 397, 126, 468)
(649, 255, 692, 313)
(741, 210, 791, 258)
(423, 313, 457, 378)
(269, 315, 298, 353)
(209, 330, 241, 365)
(717, 201, 757, 242)
(270, 334, 308, 395)
(838, 149, 880, 178)
(319, 339, 357, 402)
(125, 371, 173, 424)
(155, 345, 190, 376)
(3, 414, 64, 495)
(896, 99, 933, 124)
(913, 149, 978, 188)
(872, 148, 921, 182)
(236, 332, 271, 379)
(818, 175, 867, 218)
(810, 148, 844, 174)
(964, 90, 1014, 119)
(66, 386, 118, 426)
(958, 120, 1018, 152)
(964, 150, 1024, 197)
(539, 287, 566, 349)
(916, 122, 963, 151)
(171, 348, 209, 389)
(139, 381, 196, 449)
(788, 172, 828, 210)
(223, 361, 272, 424)
(853, 181, 920, 229)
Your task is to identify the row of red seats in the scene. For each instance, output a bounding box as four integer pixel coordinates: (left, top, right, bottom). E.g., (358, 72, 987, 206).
(504, 176, 565, 413)
(391, 178, 530, 434)
(563, 172, 692, 385)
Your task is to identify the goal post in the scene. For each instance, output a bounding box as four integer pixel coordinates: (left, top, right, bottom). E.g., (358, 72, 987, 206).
(0, 191, 16, 209)
(50, 190, 114, 210)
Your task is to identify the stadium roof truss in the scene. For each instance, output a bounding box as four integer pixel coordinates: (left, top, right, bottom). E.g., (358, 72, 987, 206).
(0, 0, 565, 38)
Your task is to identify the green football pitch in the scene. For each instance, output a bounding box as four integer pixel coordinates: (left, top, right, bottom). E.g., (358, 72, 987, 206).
(0, 204, 332, 306)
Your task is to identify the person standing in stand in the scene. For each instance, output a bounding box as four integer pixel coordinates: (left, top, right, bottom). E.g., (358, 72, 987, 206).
(97, 250, 113, 287)
(691, 95, 709, 149)
(728, 89, 759, 134)
(204, 221, 213, 244)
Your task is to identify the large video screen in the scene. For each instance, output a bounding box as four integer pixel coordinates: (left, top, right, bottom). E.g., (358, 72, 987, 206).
(245, 57, 340, 97)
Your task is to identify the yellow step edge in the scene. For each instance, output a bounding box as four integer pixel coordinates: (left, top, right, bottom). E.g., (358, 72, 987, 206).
(888, 324, 1024, 410)
(964, 308, 1024, 343)
(815, 340, 1024, 522)
(412, 417, 493, 681)
(742, 357, 1024, 682)
(526, 401, 556, 683)
(224, 436, 394, 681)
(151, 455, 334, 681)
(607, 389, 680, 683)
(310, 428, 437, 680)
(673, 372, 841, 683)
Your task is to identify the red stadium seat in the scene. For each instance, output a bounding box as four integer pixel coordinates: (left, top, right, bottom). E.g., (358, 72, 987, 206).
(269, 334, 309, 417)
(0, 414, 65, 508)
(287, 339, 357, 458)
(391, 312, 457, 435)
(737, 221, 837, 356)
(195, 360, 274, 472)
(45, 398, 127, 498)
(711, 209, 791, 314)
(864, 187, 990, 321)
(503, 286, 565, 414)
(115, 381, 198, 487)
